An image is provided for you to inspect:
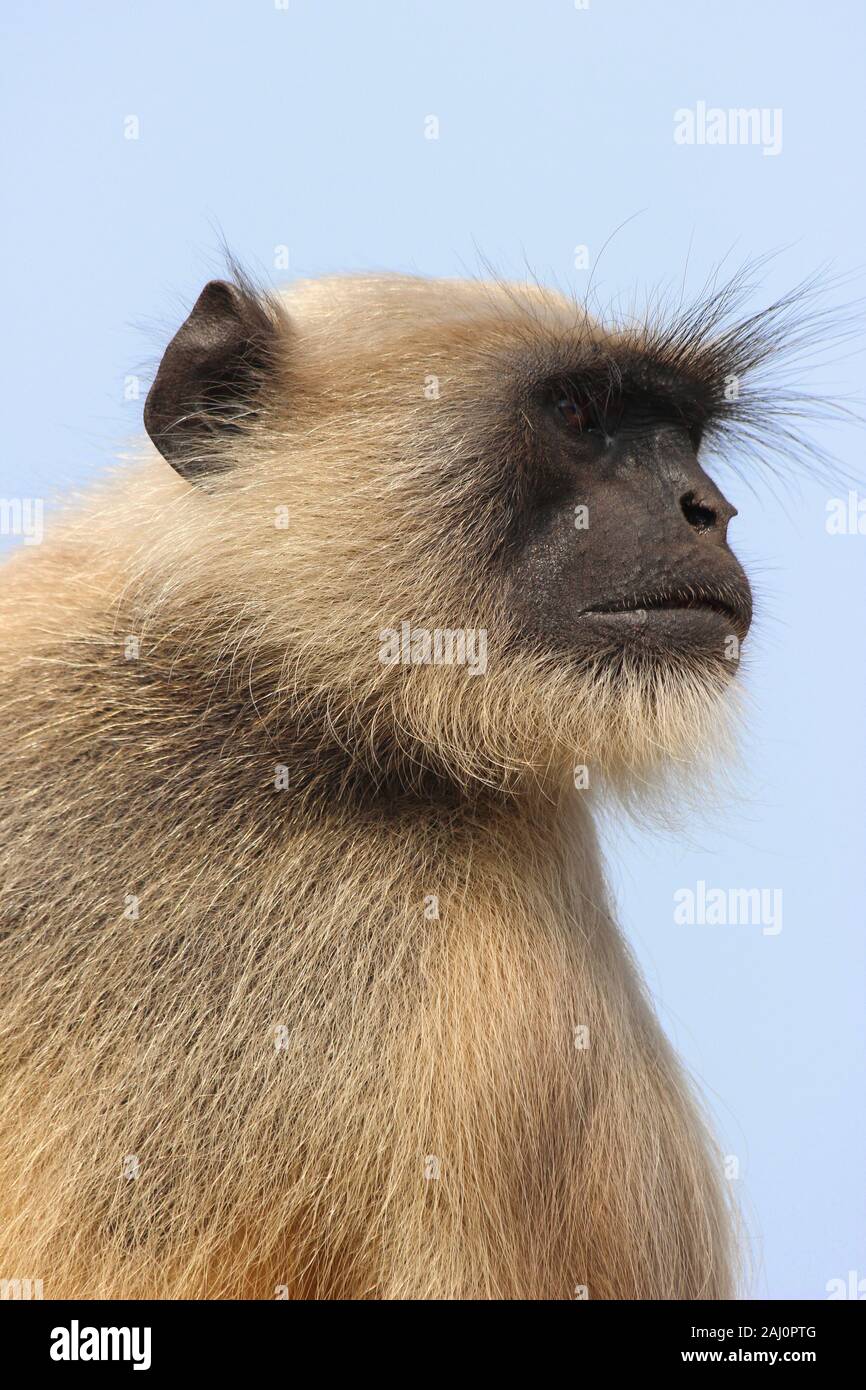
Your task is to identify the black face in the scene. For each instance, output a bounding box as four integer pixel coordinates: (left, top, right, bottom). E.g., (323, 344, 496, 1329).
(508, 373, 753, 662)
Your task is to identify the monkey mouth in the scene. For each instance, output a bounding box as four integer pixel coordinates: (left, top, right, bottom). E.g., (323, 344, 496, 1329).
(584, 586, 751, 641)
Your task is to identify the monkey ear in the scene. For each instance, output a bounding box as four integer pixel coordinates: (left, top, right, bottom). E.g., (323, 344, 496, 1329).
(144, 279, 279, 480)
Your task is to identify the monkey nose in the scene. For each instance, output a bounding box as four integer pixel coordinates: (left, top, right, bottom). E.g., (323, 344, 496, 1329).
(677, 478, 738, 536)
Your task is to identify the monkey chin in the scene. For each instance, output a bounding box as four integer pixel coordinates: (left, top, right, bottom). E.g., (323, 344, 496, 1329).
(389, 632, 742, 807)
(548, 647, 741, 800)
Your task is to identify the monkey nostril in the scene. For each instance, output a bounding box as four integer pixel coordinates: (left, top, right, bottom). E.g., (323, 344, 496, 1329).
(680, 490, 717, 533)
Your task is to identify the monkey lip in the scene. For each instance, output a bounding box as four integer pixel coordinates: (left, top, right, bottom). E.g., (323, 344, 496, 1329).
(584, 589, 751, 639)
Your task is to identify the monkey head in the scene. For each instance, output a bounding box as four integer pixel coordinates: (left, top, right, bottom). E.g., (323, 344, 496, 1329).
(142, 272, 779, 796)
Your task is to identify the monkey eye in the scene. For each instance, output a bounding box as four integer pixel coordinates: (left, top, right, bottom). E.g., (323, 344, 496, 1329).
(555, 396, 600, 432)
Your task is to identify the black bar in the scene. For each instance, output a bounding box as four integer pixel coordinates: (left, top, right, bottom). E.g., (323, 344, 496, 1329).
(1, 1297, 861, 1374)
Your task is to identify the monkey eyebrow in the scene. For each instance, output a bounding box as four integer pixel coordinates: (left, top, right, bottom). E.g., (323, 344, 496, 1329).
(613, 356, 718, 422)
(545, 353, 718, 429)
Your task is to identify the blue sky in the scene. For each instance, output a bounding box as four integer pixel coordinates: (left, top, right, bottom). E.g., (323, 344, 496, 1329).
(2, 0, 864, 1299)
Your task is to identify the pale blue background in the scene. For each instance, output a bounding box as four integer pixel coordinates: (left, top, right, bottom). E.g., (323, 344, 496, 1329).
(2, 0, 863, 1300)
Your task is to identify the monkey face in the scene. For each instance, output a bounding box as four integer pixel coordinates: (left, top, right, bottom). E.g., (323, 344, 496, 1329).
(143, 273, 778, 790)
(506, 381, 753, 668)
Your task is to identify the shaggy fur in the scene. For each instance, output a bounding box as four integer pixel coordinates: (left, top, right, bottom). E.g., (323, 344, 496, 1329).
(0, 270, 831, 1299)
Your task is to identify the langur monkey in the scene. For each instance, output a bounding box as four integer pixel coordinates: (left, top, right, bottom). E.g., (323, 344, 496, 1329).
(0, 267, 816, 1299)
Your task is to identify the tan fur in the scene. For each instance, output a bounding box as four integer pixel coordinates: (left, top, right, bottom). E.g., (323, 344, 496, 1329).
(0, 275, 739, 1298)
